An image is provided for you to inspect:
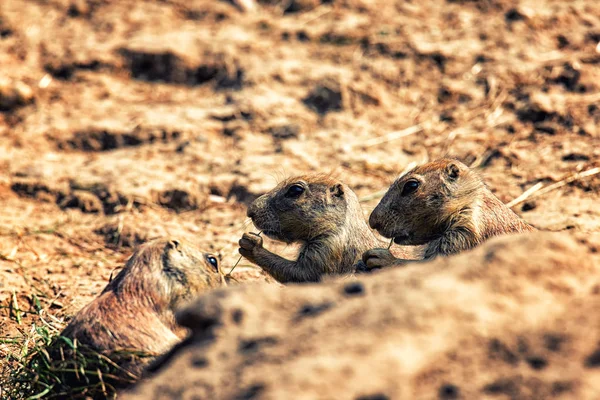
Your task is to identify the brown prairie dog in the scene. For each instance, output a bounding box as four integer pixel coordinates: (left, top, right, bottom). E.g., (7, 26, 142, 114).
(238, 174, 415, 283)
(363, 158, 535, 269)
(61, 238, 222, 377)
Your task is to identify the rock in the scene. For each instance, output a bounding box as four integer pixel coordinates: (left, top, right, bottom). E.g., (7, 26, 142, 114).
(122, 232, 600, 399)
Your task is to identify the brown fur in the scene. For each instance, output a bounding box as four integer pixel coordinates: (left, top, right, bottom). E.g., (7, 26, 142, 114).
(61, 238, 222, 376)
(365, 159, 535, 266)
(239, 174, 409, 283)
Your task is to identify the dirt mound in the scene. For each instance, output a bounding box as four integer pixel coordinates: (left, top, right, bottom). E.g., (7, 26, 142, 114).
(122, 232, 600, 399)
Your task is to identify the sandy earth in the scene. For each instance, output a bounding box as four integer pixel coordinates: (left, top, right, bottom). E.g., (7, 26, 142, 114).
(0, 0, 599, 394)
(122, 232, 600, 400)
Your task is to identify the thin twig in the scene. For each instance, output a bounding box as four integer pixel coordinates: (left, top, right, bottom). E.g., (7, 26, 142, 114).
(227, 257, 245, 279)
(505, 182, 543, 208)
(299, 6, 332, 25)
(507, 167, 600, 208)
(361, 125, 422, 148)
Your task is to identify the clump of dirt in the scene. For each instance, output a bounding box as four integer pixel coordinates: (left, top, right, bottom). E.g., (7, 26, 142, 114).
(0, 78, 35, 111)
(258, 0, 324, 14)
(266, 122, 300, 140)
(59, 190, 104, 213)
(119, 34, 244, 89)
(303, 77, 344, 115)
(54, 127, 183, 152)
(155, 188, 207, 212)
(95, 220, 167, 249)
(122, 232, 600, 399)
(11, 179, 141, 215)
(10, 179, 68, 204)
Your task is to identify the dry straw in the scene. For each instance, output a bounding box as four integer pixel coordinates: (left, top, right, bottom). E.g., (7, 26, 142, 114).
(361, 125, 422, 148)
(507, 167, 600, 208)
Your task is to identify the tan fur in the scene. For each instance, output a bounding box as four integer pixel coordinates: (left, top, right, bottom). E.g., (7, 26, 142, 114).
(367, 158, 535, 264)
(60, 238, 222, 376)
(239, 174, 412, 283)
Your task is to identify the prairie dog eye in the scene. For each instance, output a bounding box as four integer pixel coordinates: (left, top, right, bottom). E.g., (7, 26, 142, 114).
(401, 179, 420, 196)
(285, 184, 305, 198)
(206, 255, 219, 272)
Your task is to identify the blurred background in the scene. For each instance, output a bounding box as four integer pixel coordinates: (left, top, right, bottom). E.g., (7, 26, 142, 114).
(0, 0, 599, 381)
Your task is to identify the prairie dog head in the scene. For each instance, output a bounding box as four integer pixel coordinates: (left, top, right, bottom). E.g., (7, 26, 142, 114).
(369, 159, 483, 246)
(107, 238, 222, 311)
(246, 174, 355, 243)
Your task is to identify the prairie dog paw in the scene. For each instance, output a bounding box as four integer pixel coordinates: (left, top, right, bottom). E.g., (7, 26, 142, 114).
(362, 248, 399, 270)
(239, 232, 264, 261)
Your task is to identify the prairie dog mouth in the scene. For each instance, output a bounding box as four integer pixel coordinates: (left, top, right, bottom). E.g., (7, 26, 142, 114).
(393, 235, 410, 244)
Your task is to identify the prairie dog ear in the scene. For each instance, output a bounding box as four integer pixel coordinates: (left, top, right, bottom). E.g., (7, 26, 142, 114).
(167, 239, 181, 250)
(330, 183, 344, 198)
(445, 162, 461, 180)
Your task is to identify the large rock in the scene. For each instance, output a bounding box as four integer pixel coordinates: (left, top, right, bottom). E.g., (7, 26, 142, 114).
(122, 232, 600, 399)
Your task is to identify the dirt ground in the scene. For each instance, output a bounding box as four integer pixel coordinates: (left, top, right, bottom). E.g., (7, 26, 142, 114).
(0, 0, 599, 394)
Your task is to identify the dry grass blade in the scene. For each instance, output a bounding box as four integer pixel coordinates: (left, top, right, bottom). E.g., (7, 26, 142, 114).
(11, 291, 22, 325)
(98, 367, 107, 396)
(227, 256, 245, 279)
(0, 309, 158, 399)
(361, 125, 422, 148)
(505, 182, 544, 208)
(299, 5, 332, 25)
(507, 167, 600, 208)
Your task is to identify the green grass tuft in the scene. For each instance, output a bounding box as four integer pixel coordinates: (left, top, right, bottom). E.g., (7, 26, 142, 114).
(1, 323, 156, 399)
